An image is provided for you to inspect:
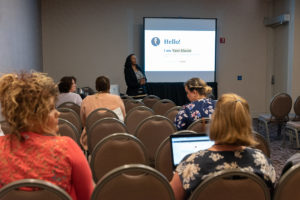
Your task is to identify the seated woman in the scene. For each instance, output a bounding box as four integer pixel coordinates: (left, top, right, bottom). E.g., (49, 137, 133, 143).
(0, 72, 94, 199)
(56, 76, 82, 107)
(175, 78, 215, 130)
(80, 76, 126, 150)
(170, 93, 276, 200)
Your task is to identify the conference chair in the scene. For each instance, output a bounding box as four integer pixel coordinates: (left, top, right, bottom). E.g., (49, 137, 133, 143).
(187, 118, 210, 134)
(125, 99, 145, 113)
(142, 95, 161, 108)
(90, 133, 148, 182)
(188, 169, 271, 200)
(87, 117, 127, 153)
(121, 95, 134, 105)
(152, 99, 176, 115)
(283, 96, 300, 148)
(57, 102, 81, 117)
(273, 164, 300, 200)
(0, 179, 72, 200)
(135, 115, 176, 165)
(253, 131, 271, 158)
(91, 164, 175, 200)
(289, 96, 300, 121)
(0, 121, 11, 135)
(58, 118, 81, 144)
(164, 106, 182, 122)
(57, 108, 82, 132)
(85, 108, 118, 131)
(257, 93, 292, 144)
(124, 106, 154, 134)
(154, 130, 198, 181)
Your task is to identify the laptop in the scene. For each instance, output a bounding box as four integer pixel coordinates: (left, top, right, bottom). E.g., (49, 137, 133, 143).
(170, 134, 214, 169)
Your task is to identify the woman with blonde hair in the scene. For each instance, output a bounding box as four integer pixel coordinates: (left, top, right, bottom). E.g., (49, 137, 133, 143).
(0, 72, 94, 200)
(170, 93, 276, 200)
(175, 77, 215, 130)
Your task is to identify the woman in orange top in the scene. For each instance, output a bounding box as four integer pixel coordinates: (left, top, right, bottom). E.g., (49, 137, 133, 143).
(0, 72, 94, 200)
(80, 76, 126, 150)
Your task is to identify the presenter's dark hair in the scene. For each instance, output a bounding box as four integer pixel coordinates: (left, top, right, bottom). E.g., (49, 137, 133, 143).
(96, 76, 110, 92)
(58, 76, 75, 93)
(185, 78, 212, 96)
(124, 54, 135, 69)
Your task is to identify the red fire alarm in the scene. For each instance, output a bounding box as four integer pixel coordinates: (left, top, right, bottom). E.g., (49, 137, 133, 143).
(220, 37, 225, 44)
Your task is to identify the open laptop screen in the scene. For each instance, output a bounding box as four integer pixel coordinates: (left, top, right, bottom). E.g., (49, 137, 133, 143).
(170, 134, 214, 169)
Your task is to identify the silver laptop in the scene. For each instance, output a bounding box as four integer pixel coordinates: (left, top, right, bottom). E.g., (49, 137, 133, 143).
(170, 134, 214, 169)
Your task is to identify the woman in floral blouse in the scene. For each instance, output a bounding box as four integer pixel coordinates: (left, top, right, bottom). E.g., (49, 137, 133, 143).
(174, 78, 215, 130)
(170, 93, 276, 200)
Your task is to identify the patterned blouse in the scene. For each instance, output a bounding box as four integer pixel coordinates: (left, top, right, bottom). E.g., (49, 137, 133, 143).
(0, 132, 94, 200)
(176, 147, 276, 197)
(175, 98, 215, 130)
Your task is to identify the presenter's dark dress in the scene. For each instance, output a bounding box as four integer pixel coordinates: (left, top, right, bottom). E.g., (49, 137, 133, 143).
(124, 65, 147, 96)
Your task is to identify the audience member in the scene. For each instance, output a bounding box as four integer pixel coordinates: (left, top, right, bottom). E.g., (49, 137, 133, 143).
(170, 93, 276, 200)
(0, 72, 94, 199)
(56, 76, 82, 107)
(124, 54, 147, 96)
(80, 76, 125, 150)
(175, 78, 215, 130)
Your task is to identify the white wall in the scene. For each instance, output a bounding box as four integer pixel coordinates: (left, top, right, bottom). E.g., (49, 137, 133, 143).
(0, 0, 42, 121)
(41, 0, 271, 116)
(0, 0, 42, 73)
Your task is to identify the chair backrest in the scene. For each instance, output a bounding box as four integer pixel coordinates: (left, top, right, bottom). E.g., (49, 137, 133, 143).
(125, 99, 145, 113)
(135, 115, 176, 164)
(57, 108, 82, 132)
(274, 164, 300, 200)
(187, 118, 210, 134)
(57, 102, 81, 116)
(91, 164, 175, 200)
(90, 133, 148, 182)
(293, 96, 300, 121)
(87, 118, 128, 152)
(85, 108, 118, 130)
(121, 95, 134, 106)
(152, 99, 176, 115)
(0, 121, 11, 135)
(0, 179, 72, 200)
(269, 93, 292, 121)
(58, 119, 81, 144)
(154, 130, 199, 181)
(142, 95, 161, 108)
(189, 169, 271, 200)
(154, 137, 173, 181)
(124, 106, 154, 134)
(253, 131, 271, 157)
(164, 106, 182, 122)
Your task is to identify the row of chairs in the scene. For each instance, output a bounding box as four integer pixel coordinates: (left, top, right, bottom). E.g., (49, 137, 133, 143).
(89, 130, 270, 183)
(2, 162, 299, 200)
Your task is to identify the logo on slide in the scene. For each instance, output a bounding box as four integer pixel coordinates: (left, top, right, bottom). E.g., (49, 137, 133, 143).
(151, 37, 160, 46)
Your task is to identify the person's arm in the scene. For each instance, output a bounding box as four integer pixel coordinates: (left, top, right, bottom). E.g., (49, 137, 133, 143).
(75, 94, 82, 106)
(124, 68, 140, 88)
(118, 97, 126, 118)
(80, 100, 86, 127)
(67, 138, 94, 200)
(174, 107, 189, 130)
(170, 172, 186, 200)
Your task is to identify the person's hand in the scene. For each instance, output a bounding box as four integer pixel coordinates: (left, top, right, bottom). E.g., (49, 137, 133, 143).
(140, 78, 146, 85)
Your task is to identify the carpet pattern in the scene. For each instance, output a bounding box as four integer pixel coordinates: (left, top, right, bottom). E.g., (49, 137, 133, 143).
(253, 119, 299, 181)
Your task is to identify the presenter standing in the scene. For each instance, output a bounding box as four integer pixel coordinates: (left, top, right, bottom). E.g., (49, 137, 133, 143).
(124, 54, 147, 96)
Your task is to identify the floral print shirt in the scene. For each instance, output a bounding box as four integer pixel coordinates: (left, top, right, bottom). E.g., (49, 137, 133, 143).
(174, 98, 215, 130)
(176, 147, 276, 197)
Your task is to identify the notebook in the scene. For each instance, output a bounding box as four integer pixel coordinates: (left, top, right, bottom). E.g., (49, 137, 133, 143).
(170, 134, 214, 169)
